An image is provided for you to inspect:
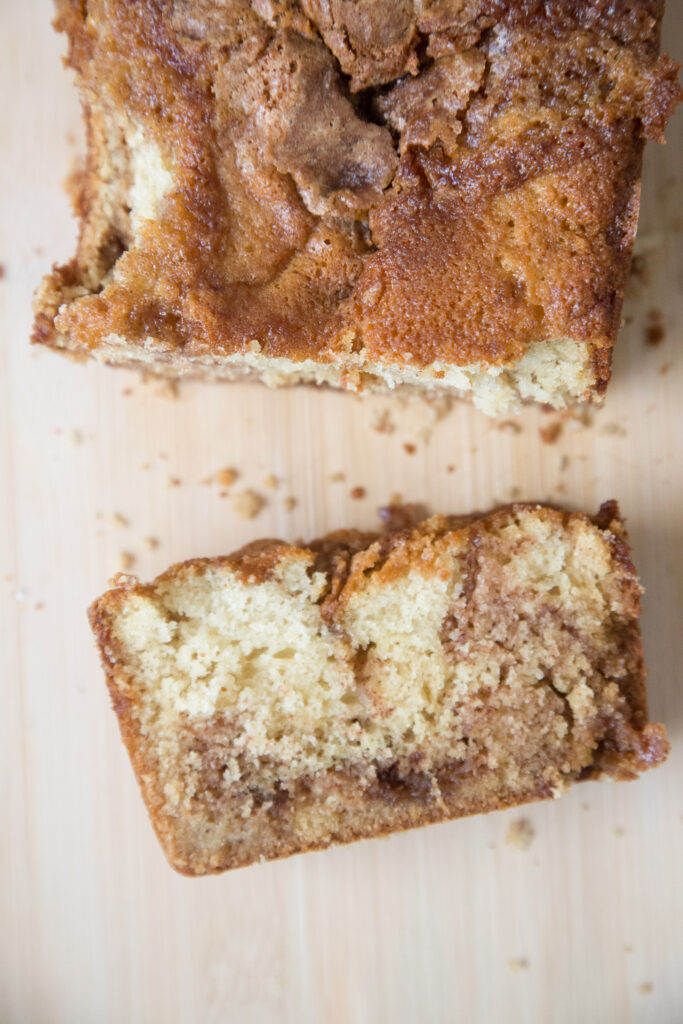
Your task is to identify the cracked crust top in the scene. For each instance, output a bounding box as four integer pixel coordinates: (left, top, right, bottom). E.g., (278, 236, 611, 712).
(35, 1, 680, 396)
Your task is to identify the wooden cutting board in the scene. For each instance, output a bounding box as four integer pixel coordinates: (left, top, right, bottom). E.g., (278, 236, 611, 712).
(1, 4, 681, 1022)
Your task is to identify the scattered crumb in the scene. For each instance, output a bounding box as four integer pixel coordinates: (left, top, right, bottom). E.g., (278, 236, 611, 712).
(68, 428, 83, 445)
(118, 551, 136, 572)
(644, 309, 665, 346)
(283, 496, 297, 512)
(600, 422, 627, 437)
(568, 406, 594, 428)
(263, 474, 279, 490)
(508, 486, 522, 499)
(140, 462, 150, 471)
(155, 379, 179, 399)
(0, 263, 6, 280)
(614, 826, 625, 837)
(111, 513, 129, 530)
(403, 443, 417, 455)
(659, 362, 672, 376)
(623, 945, 633, 954)
(446, 465, 455, 474)
(506, 818, 535, 851)
(167, 477, 182, 488)
(581, 802, 590, 812)
(539, 420, 563, 444)
(122, 387, 134, 397)
(560, 455, 570, 472)
(329, 471, 346, 483)
(378, 503, 428, 532)
(507, 958, 529, 973)
(216, 467, 238, 488)
(637, 983, 653, 996)
(498, 420, 522, 434)
(143, 537, 160, 551)
(371, 408, 395, 434)
(350, 486, 366, 500)
(232, 490, 265, 520)
(390, 492, 403, 506)
(34, 602, 45, 611)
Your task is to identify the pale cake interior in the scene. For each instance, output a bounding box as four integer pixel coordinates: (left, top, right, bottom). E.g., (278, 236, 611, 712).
(94, 507, 665, 873)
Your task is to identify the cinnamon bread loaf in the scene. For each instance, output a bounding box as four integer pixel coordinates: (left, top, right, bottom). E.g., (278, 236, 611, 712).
(89, 502, 667, 874)
(35, 2, 680, 414)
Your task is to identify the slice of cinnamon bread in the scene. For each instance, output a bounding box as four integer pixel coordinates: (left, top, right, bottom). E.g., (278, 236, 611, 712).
(35, 2, 680, 414)
(89, 503, 667, 874)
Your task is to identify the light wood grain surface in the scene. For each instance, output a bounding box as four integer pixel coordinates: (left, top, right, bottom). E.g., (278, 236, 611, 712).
(1, 4, 682, 1023)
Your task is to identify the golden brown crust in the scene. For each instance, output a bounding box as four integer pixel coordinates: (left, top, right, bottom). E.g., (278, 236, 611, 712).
(35, 2, 680, 403)
(89, 502, 667, 874)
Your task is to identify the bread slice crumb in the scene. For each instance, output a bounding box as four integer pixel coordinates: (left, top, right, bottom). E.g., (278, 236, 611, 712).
(506, 817, 535, 850)
(232, 490, 265, 520)
(216, 467, 238, 488)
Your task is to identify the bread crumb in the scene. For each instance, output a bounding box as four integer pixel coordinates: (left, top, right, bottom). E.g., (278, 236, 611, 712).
(69, 428, 83, 445)
(216, 467, 238, 487)
(378, 503, 427, 532)
(507, 958, 529, 973)
(600, 423, 627, 437)
(560, 454, 571, 472)
(403, 443, 417, 455)
(34, 602, 45, 611)
(233, 490, 265, 520)
(447, 465, 455, 473)
(144, 537, 160, 551)
(155, 379, 179, 399)
(390, 492, 403, 505)
(644, 309, 665, 346)
(122, 387, 134, 397)
(637, 983, 653, 995)
(263, 474, 279, 490)
(111, 513, 129, 530)
(659, 362, 672, 376)
(614, 826, 625, 837)
(623, 945, 633, 954)
(539, 420, 563, 444)
(371, 408, 395, 434)
(167, 477, 182, 488)
(0, 263, 5, 280)
(498, 420, 522, 433)
(330, 472, 346, 483)
(508, 486, 522, 499)
(118, 551, 136, 572)
(350, 486, 366, 500)
(283, 496, 297, 512)
(506, 817, 535, 851)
